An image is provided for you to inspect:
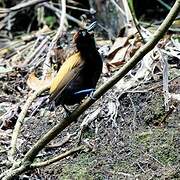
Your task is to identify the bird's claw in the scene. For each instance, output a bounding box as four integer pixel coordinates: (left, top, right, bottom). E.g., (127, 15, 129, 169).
(89, 91, 96, 100)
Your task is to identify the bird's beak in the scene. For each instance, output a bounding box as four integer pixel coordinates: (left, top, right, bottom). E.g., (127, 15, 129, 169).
(86, 21, 96, 33)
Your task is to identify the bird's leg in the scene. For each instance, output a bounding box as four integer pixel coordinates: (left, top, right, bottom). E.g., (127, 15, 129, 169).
(62, 104, 72, 116)
(62, 104, 78, 122)
(49, 101, 56, 111)
(30, 96, 49, 116)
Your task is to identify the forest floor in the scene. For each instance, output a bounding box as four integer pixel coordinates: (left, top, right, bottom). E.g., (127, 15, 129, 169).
(26, 78, 180, 179)
(1, 70, 179, 179)
(41, 77, 180, 179)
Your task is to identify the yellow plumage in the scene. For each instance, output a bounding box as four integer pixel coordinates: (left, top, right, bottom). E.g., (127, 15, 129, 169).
(50, 52, 82, 94)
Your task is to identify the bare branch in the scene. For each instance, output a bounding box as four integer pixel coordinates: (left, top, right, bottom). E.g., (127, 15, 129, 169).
(31, 145, 86, 168)
(10, 0, 48, 12)
(9, 85, 50, 162)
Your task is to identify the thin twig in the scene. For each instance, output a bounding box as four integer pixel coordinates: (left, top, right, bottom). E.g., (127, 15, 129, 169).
(122, 0, 133, 23)
(160, 103, 177, 124)
(42, 0, 66, 79)
(159, 49, 170, 111)
(22, 36, 49, 67)
(110, 0, 126, 16)
(31, 145, 86, 168)
(126, 75, 180, 93)
(52, 3, 90, 13)
(10, 0, 48, 12)
(8, 85, 50, 162)
(46, 133, 74, 148)
(42, 2, 84, 27)
(146, 153, 165, 166)
(156, 0, 171, 10)
(127, 0, 145, 43)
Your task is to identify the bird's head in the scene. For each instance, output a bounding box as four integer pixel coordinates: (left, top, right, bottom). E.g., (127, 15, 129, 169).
(73, 22, 96, 51)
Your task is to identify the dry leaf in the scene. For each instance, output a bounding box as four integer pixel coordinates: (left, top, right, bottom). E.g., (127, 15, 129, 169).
(170, 93, 180, 101)
(127, 27, 138, 38)
(128, 41, 142, 57)
(0, 48, 9, 58)
(27, 71, 52, 91)
(36, 25, 51, 36)
(10, 54, 24, 67)
(0, 66, 13, 73)
(102, 62, 111, 74)
(172, 19, 180, 29)
(109, 46, 129, 66)
(107, 37, 128, 58)
(96, 39, 112, 47)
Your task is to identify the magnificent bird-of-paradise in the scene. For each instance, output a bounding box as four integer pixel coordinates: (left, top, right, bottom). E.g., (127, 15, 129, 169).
(49, 22, 102, 112)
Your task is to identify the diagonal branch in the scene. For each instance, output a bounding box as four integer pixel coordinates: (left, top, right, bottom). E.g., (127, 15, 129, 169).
(23, 0, 180, 163)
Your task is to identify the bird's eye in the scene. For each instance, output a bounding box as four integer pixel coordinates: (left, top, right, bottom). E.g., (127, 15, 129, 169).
(81, 31, 86, 37)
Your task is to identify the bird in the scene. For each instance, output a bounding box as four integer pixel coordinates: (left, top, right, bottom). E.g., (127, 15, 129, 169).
(49, 22, 102, 113)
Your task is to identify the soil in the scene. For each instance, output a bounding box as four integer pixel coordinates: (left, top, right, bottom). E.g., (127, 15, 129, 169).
(1, 74, 179, 180)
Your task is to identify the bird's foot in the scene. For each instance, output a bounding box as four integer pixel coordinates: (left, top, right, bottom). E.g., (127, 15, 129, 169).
(49, 101, 56, 111)
(62, 104, 78, 122)
(62, 104, 71, 116)
(89, 91, 96, 100)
